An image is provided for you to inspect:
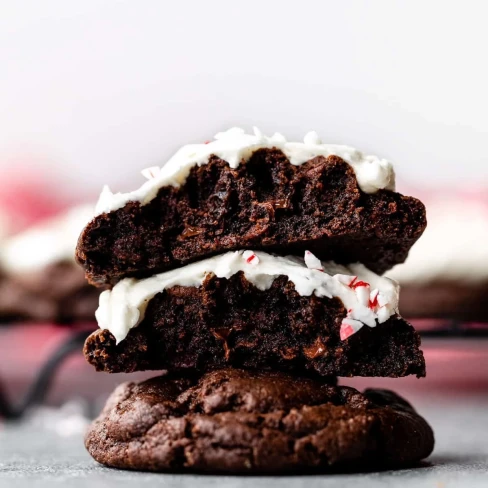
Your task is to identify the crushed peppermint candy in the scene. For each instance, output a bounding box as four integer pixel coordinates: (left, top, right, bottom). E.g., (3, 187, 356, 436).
(340, 308, 366, 340)
(334, 271, 398, 340)
(369, 289, 379, 310)
(355, 283, 370, 307)
(141, 166, 161, 180)
(340, 318, 364, 340)
(304, 250, 324, 271)
(348, 276, 369, 290)
(242, 250, 260, 265)
(348, 276, 358, 287)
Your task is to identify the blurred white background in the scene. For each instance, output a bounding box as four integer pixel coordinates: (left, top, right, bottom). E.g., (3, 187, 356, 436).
(0, 0, 487, 196)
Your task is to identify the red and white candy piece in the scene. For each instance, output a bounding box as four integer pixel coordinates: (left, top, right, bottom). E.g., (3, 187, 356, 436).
(343, 276, 372, 308)
(242, 250, 260, 266)
(141, 166, 161, 180)
(334, 272, 394, 340)
(304, 250, 324, 271)
(336, 275, 368, 290)
(347, 276, 370, 290)
(376, 306, 391, 323)
(340, 317, 364, 340)
(369, 289, 379, 310)
(369, 289, 392, 321)
(355, 282, 370, 307)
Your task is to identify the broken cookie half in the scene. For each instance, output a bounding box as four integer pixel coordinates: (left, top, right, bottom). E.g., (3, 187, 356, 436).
(84, 250, 425, 378)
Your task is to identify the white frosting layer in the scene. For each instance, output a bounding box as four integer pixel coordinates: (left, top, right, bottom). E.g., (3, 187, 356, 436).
(388, 198, 488, 284)
(95, 127, 396, 216)
(96, 250, 399, 344)
(0, 204, 94, 274)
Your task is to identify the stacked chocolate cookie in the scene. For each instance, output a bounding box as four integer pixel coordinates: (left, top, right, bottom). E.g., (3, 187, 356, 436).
(78, 128, 434, 473)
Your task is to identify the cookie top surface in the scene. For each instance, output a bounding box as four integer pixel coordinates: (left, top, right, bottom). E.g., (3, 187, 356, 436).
(95, 127, 395, 216)
(85, 368, 434, 473)
(77, 148, 425, 286)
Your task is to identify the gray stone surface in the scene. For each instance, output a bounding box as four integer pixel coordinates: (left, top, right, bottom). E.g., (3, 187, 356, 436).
(1, 399, 487, 488)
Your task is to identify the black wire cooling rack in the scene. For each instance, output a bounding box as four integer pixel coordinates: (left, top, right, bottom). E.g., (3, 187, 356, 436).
(0, 329, 88, 419)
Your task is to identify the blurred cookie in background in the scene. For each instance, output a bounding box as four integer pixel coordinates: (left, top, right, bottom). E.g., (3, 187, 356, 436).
(388, 194, 488, 321)
(0, 205, 100, 324)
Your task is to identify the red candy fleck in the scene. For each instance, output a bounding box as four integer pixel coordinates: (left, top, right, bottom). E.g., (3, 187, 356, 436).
(340, 323, 355, 341)
(369, 292, 379, 309)
(347, 276, 370, 290)
(246, 254, 256, 263)
(352, 280, 368, 289)
(204, 140, 211, 144)
(349, 279, 369, 290)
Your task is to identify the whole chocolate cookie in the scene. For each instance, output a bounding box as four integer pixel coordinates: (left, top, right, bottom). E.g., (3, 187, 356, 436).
(85, 368, 434, 473)
(77, 150, 426, 286)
